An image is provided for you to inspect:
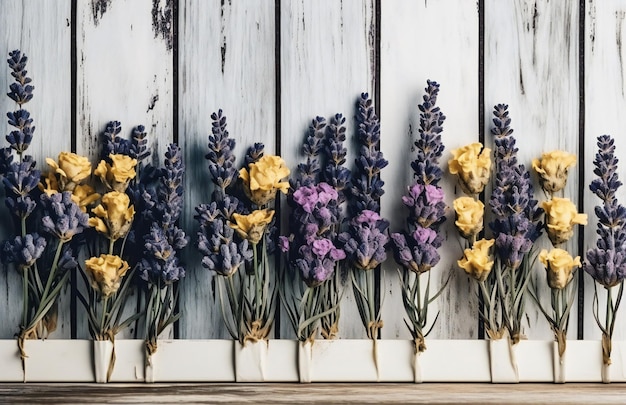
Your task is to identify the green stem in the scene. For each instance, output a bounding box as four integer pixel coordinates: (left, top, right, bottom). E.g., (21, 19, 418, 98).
(367, 269, 375, 331)
(606, 286, 613, 339)
(101, 296, 109, 340)
(22, 268, 29, 328)
(39, 241, 65, 308)
(253, 242, 260, 322)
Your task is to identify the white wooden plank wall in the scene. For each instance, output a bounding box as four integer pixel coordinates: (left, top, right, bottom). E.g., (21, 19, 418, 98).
(0, 0, 623, 342)
(75, 0, 174, 339)
(178, 0, 276, 338)
(280, 0, 376, 339)
(584, 0, 626, 340)
(381, 0, 479, 339)
(0, 0, 71, 339)
(484, 0, 580, 340)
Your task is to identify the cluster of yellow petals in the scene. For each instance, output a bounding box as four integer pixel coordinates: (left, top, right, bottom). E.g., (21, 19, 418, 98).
(539, 248, 581, 290)
(448, 143, 492, 195)
(89, 191, 135, 241)
(453, 196, 484, 239)
(229, 209, 275, 245)
(532, 151, 577, 194)
(239, 155, 290, 206)
(542, 197, 587, 245)
(457, 239, 495, 282)
(71, 184, 101, 213)
(44, 152, 92, 192)
(84, 254, 130, 298)
(94, 154, 137, 192)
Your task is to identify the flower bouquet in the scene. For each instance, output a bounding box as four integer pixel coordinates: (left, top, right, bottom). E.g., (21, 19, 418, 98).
(195, 110, 289, 381)
(390, 80, 449, 383)
(0, 50, 90, 378)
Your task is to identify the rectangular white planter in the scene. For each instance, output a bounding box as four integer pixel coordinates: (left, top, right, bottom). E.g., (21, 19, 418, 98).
(0, 338, 623, 383)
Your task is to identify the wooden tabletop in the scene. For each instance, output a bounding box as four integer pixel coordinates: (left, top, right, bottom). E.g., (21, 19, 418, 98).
(1, 383, 626, 404)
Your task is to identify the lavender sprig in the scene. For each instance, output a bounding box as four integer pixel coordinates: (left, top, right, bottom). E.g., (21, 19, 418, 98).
(349, 93, 388, 214)
(584, 135, 626, 376)
(101, 121, 133, 159)
(489, 104, 543, 269)
(324, 113, 351, 204)
(391, 80, 447, 352)
(411, 80, 446, 186)
(293, 117, 326, 189)
(7, 50, 33, 106)
(206, 110, 238, 197)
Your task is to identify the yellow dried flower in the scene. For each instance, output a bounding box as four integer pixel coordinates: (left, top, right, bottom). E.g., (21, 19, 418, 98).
(45, 152, 92, 191)
(448, 143, 492, 195)
(532, 151, 577, 194)
(89, 191, 135, 241)
(239, 155, 290, 206)
(94, 154, 137, 192)
(458, 239, 495, 282)
(229, 209, 275, 244)
(542, 197, 587, 245)
(539, 248, 581, 290)
(453, 196, 484, 239)
(39, 172, 59, 196)
(71, 184, 101, 213)
(84, 254, 130, 298)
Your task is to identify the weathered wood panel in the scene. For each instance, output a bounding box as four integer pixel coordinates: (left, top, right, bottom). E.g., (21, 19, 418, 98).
(280, 0, 376, 339)
(0, 0, 72, 339)
(380, 0, 479, 339)
(583, 0, 626, 340)
(178, 0, 276, 338)
(76, 0, 174, 338)
(484, 0, 580, 340)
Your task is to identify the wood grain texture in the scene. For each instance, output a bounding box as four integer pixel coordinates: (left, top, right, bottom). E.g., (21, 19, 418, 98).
(0, 0, 72, 339)
(484, 0, 580, 340)
(2, 383, 626, 405)
(178, 0, 276, 338)
(380, 0, 479, 339)
(583, 0, 626, 340)
(279, 0, 376, 339)
(75, 0, 174, 338)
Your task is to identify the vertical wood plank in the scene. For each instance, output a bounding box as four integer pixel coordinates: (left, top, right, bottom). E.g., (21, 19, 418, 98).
(76, 0, 174, 338)
(178, 0, 276, 338)
(280, 0, 376, 339)
(484, 0, 579, 339)
(584, 0, 626, 340)
(380, 0, 479, 339)
(0, 1, 72, 339)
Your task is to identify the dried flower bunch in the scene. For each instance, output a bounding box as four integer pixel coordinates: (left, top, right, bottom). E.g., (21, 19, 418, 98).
(0, 51, 89, 369)
(391, 80, 448, 354)
(530, 144, 585, 366)
(455, 104, 543, 348)
(196, 110, 288, 344)
(280, 113, 350, 342)
(338, 93, 389, 341)
(584, 135, 626, 382)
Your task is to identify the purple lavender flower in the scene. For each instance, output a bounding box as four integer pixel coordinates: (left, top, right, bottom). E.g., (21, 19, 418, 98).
(130, 125, 151, 163)
(411, 80, 446, 186)
(6, 110, 34, 153)
(284, 182, 345, 285)
(100, 121, 133, 159)
(7, 50, 33, 106)
(324, 113, 351, 204)
(40, 192, 89, 242)
(390, 230, 440, 274)
(139, 224, 185, 283)
(1, 233, 47, 269)
(339, 210, 389, 271)
(58, 246, 79, 271)
(585, 135, 626, 288)
(197, 218, 253, 276)
(391, 80, 446, 274)
(348, 93, 388, 214)
(488, 104, 543, 269)
(205, 110, 238, 197)
(293, 117, 326, 189)
(245, 142, 264, 166)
